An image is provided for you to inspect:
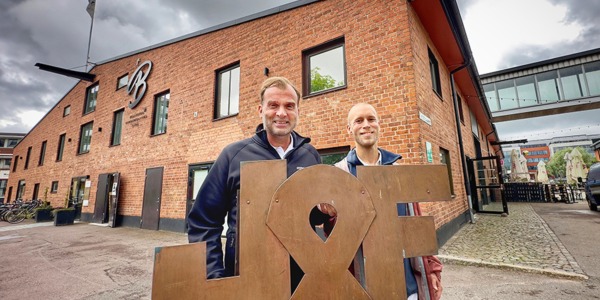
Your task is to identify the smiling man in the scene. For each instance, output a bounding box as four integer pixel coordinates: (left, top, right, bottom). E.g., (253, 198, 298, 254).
(187, 77, 321, 287)
(334, 103, 443, 300)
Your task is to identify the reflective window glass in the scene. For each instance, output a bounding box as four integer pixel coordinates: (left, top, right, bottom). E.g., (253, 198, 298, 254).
(559, 65, 586, 100)
(215, 65, 240, 118)
(496, 79, 518, 110)
(483, 84, 499, 112)
(515, 75, 538, 107)
(536, 70, 560, 103)
(584, 61, 600, 96)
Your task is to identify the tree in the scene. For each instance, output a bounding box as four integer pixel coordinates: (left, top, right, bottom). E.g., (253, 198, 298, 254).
(546, 146, 598, 179)
(310, 67, 340, 93)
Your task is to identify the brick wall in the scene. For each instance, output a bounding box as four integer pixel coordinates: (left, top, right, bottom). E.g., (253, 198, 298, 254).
(7, 0, 486, 229)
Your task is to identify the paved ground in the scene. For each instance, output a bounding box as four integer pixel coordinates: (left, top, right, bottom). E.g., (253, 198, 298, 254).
(1, 201, 598, 299)
(439, 202, 586, 279)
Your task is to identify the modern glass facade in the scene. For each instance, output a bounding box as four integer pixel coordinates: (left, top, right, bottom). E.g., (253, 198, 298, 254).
(483, 60, 600, 112)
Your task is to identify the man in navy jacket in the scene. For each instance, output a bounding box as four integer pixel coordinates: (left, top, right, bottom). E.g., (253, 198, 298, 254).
(187, 77, 321, 288)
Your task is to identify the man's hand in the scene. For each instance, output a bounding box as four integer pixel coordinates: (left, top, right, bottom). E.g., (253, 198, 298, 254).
(429, 273, 442, 300)
(317, 203, 337, 217)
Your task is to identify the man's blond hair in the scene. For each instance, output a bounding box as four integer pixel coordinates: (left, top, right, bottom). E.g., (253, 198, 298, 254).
(259, 77, 301, 105)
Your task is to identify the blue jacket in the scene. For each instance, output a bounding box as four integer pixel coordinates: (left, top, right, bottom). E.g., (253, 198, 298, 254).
(335, 148, 419, 296)
(187, 124, 321, 279)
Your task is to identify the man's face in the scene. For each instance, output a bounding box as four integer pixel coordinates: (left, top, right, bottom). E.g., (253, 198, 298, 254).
(258, 85, 299, 140)
(347, 104, 380, 148)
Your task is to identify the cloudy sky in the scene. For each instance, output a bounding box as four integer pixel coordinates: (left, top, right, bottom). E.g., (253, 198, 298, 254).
(1, 0, 599, 142)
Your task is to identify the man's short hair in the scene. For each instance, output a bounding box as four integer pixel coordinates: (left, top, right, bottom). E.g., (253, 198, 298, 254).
(259, 77, 301, 105)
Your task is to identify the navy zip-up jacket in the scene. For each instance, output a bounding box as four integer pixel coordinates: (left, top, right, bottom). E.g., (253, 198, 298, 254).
(187, 124, 321, 280)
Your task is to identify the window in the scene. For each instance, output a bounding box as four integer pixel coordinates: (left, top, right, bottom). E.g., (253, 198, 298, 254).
(117, 74, 128, 90)
(470, 111, 479, 138)
(78, 122, 93, 154)
(7, 186, 12, 203)
(16, 180, 25, 201)
(483, 83, 499, 112)
(12, 155, 18, 172)
(56, 134, 66, 161)
(303, 37, 346, 95)
(496, 79, 518, 110)
(318, 146, 351, 165)
(457, 94, 464, 123)
(440, 148, 454, 195)
(584, 61, 600, 96)
(63, 105, 71, 117)
(0, 158, 10, 169)
(51, 181, 59, 193)
(215, 65, 240, 118)
(111, 109, 124, 146)
(24, 146, 32, 169)
(559, 65, 586, 100)
(152, 92, 170, 135)
(84, 83, 99, 114)
(536, 70, 560, 103)
(7, 139, 18, 147)
(38, 141, 47, 166)
(515, 75, 538, 107)
(0, 179, 7, 203)
(429, 48, 442, 97)
(32, 183, 40, 200)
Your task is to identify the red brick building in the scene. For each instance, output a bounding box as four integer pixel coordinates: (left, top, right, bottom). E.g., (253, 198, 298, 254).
(7, 0, 500, 244)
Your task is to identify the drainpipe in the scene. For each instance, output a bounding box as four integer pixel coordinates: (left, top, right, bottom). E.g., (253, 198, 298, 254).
(450, 60, 475, 223)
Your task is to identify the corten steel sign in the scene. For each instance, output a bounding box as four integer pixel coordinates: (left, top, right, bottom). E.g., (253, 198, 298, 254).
(152, 161, 452, 299)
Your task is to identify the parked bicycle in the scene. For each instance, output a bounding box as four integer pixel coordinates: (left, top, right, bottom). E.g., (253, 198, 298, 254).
(1, 199, 43, 224)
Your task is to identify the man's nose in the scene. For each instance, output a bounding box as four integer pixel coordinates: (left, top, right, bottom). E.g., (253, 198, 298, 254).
(276, 106, 287, 117)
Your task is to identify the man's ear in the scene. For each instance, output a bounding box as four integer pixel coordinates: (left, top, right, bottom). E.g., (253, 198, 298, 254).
(347, 124, 352, 134)
(258, 104, 263, 116)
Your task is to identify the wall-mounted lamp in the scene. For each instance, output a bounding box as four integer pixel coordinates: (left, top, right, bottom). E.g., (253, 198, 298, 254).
(264, 67, 269, 76)
(68, 138, 72, 142)
(98, 127, 102, 132)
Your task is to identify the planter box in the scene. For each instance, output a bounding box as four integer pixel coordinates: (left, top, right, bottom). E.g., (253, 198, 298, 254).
(35, 209, 54, 222)
(54, 209, 75, 226)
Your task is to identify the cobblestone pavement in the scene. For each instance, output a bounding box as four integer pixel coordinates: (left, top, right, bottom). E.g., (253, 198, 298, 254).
(439, 202, 586, 279)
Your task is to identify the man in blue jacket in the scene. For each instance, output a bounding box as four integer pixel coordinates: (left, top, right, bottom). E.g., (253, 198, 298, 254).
(333, 103, 443, 300)
(187, 77, 321, 289)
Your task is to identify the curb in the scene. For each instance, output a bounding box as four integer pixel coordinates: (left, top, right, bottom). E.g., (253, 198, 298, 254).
(438, 254, 589, 280)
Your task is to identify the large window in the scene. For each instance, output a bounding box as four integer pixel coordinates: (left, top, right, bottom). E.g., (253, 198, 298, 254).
(515, 75, 538, 107)
(0, 158, 10, 169)
(440, 147, 454, 195)
(51, 181, 59, 193)
(38, 141, 47, 166)
(303, 37, 346, 96)
(12, 155, 18, 172)
(318, 146, 351, 165)
(24, 146, 32, 170)
(78, 122, 93, 154)
(16, 180, 25, 201)
(215, 65, 240, 118)
(429, 48, 442, 97)
(111, 109, 124, 146)
(84, 83, 99, 114)
(536, 70, 560, 103)
(0, 179, 7, 203)
(560, 65, 586, 100)
(496, 79, 518, 110)
(32, 183, 40, 200)
(56, 134, 66, 161)
(457, 94, 465, 123)
(584, 61, 600, 96)
(153, 92, 170, 135)
(483, 83, 499, 112)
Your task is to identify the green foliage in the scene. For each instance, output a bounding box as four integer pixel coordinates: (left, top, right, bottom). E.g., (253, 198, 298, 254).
(546, 146, 598, 178)
(310, 67, 341, 93)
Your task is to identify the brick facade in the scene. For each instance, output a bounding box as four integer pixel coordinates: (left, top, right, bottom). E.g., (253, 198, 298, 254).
(7, 0, 495, 236)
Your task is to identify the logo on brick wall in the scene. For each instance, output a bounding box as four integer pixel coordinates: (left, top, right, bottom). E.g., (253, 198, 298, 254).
(127, 60, 152, 109)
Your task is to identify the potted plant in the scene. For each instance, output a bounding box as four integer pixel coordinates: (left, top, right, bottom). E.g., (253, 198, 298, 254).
(35, 206, 54, 222)
(53, 208, 76, 226)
